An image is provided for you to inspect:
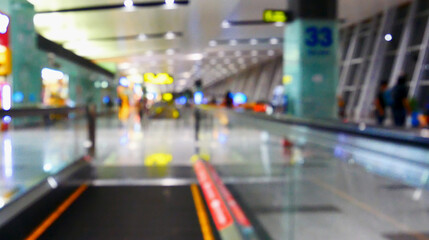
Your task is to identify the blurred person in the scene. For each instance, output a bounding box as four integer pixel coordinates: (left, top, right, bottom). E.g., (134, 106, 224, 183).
(136, 98, 144, 121)
(272, 85, 286, 114)
(423, 103, 429, 127)
(224, 91, 233, 108)
(337, 96, 346, 120)
(117, 86, 131, 124)
(392, 75, 411, 127)
(209, 96, 217, 105)
(374, 80, 388, 125)
(105, 95, 114, 112)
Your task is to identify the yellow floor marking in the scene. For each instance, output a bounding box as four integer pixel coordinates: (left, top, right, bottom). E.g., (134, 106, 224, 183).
(191, 184, 215, 240)
(25, 184, 88, 240)
(311, 179, 429, 240)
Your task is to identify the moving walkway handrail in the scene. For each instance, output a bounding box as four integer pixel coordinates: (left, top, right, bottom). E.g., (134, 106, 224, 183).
(0, 106, 87, 117)
(0, 105, 97, 156)
(205, 107, 429, 147)
(242, 110, 429, 147)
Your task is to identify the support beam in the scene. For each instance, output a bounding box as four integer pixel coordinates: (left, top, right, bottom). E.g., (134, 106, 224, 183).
(354, 8, 396, 122)
(389, 0, 418, 87)
(337, 24, 361, 95)
(345, 17, 378, 118)
(409, 12, 429, 98)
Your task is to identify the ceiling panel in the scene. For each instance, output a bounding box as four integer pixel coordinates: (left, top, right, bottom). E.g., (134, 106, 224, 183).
(28, 0, 415, 91)
(339, 0, 411, 25)
(35, 7, 186, 41)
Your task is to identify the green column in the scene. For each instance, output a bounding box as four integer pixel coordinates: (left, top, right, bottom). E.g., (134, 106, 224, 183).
(0, 1, 9, 14)
(283, 0, 338, 119)
(10, 0, 45, 106)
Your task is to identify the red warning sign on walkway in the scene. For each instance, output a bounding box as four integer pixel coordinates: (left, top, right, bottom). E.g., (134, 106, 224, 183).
(194, 161, 234, 231)
(207, 164, 251, 228)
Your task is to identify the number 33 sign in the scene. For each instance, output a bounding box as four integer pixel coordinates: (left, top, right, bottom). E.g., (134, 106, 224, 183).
(305, 26, 333, 47)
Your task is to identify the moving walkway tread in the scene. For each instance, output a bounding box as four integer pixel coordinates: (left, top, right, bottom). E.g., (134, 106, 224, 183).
(38, 186, 205, 240)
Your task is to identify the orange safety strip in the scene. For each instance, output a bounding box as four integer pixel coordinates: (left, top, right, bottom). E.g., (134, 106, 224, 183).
(191, 184, 215, 240)
(25, 184, 88, 240)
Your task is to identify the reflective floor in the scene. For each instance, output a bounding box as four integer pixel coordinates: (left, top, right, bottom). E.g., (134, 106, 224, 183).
(200, 109, 429, 240)
(1, 108, 429, 239)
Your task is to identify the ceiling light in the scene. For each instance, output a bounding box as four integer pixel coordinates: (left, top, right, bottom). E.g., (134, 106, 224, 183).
(166, 49, 175, 55)
(146, 50, 154, 56)
(268, 50, 275, 56)
(128, 74, 143, 83)
(124, 0, 134, 9)
(384, 34, 393, 42)
(182, 72, 191, 78)
(238, 58, 245, 64)
(270, 38, 279, 45)
(165, 31, 175, 40)
(119, 62, 131, 69)
(138, 34, 147, 41)
(209, 40, 217, 47)
(250, 39, 258, 45)
(221, 21, 231, 29)
(187, 53, 204, 61)
(229, 39, 237, 46)
(251, 50, 258, 56)
(274, 22, 284, 27)
(165, 0, 175, 8)
(129, 68, 139, 75)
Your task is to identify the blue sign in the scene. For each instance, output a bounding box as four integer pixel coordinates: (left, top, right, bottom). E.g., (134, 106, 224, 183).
(305, 26, 333, 47)
(175, 96, 187, 105)
(194, 91, 203, 105)
(233, 92, 247, 105)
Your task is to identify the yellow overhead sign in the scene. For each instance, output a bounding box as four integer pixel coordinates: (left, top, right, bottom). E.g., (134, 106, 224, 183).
(162, 93, 173, 102)
(263, 10, 292, 23)
(144, 73, 174, 85)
